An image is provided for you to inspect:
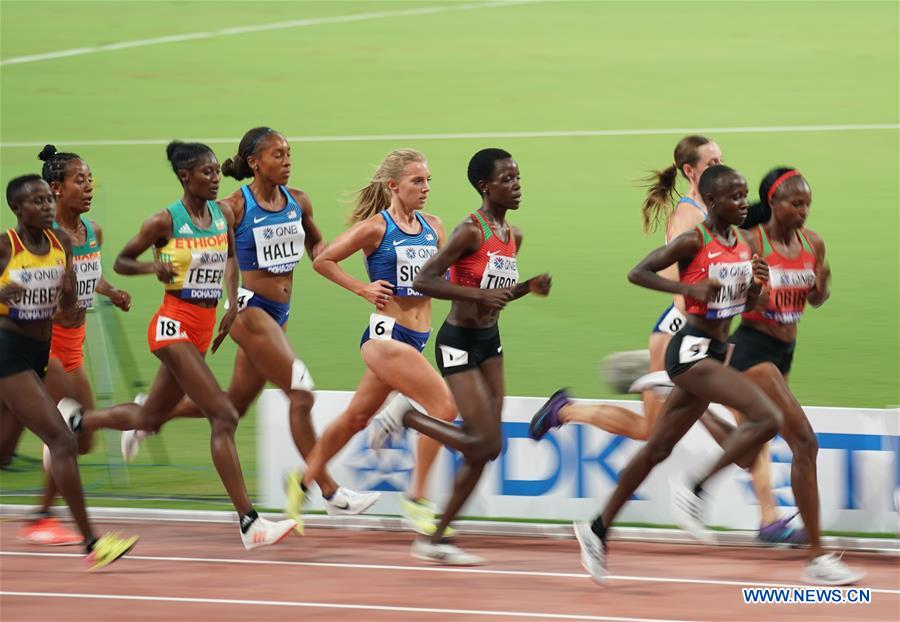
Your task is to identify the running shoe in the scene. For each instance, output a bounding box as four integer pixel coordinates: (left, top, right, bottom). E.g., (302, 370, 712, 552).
(573, 521, 608, 583)
(670, 477, 716, 544)
(528, 388, 571, 440)
(18, 517, 83, 546)
(324, 486, 381, 516)
(240, 516, 296, 551)
(43, 398, 85, 469)
(400, 497, 455, 537)
(85, 532, 138, 570)
(411, 537, 484, 566)
(366, 393, 413, 451)
(628, 370, 674, 396)
(758, 514, 807, 546)
(120, 394, 149, 462)
(803, 553, 866, 585)
(284, 470, 306, 535)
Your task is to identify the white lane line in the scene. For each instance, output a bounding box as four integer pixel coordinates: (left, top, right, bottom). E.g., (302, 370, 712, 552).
(3, 551, 897, 595)
(0, 1, 537, 66)
(1, 124, 897, 149)
(0, 591, 702, 622)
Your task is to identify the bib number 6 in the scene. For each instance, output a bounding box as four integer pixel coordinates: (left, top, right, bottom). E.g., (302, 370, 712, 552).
(369, 313, 396, 341)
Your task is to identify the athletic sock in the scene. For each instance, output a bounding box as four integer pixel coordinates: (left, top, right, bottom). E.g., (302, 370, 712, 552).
(240, 509, 259, 533)
(590, 516, 608, 543)
(692, 482, 705, 498)
(85, 538, 97, 554)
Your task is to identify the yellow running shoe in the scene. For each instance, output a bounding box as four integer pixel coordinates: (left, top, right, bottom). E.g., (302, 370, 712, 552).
(85, 532, 138, 570)
(284, 471, 306, 535)
(400, 497, 454, 537)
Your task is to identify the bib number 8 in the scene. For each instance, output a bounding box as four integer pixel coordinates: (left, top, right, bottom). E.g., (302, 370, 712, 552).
(678, 335, 710, 364)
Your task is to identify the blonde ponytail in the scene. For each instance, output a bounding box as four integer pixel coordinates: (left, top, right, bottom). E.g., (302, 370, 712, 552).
(349, 148, 426, 223)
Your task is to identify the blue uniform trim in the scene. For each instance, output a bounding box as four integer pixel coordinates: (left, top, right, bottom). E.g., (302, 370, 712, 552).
(360, 322, 431, 353)
(245, 291, 291, 326)
(235, 185, 304, 273)
(678, 196, 706, 214)
(364, 211, 438, 297)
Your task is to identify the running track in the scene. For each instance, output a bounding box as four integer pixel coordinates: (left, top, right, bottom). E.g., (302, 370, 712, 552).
(1, 520, 897, 621)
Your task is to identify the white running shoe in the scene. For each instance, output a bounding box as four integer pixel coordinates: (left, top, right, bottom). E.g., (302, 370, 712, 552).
(120, 393, 149, 462)
(44, 398, 85, 469)
(670, 477, 716, 544)
(573, 521, 608, 583)
(411, 538, 485, 566)
(628, 370, 674, 396)
(367, 393, 411, 450)
(803, 553, 867, 585)
(324, 486, 381, 516)
(241, 516, 297, 551)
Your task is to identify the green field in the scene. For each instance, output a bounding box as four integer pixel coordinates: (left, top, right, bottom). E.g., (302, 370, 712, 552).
(1, 1, 898, 506)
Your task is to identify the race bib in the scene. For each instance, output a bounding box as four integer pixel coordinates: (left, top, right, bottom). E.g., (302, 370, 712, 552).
(155, 315, 186, 341)
(765, 266, 815, 323)
(74, 251, 102, 309)
(706, 260, 752, 319)
(224, 287, 255, 312)
(7, 266, 65, 320)
(679, 335, 711, 364)
(657, 305, 686, 336)
(480, 252, 519, 289)
(395, 245, 436, 296)
(252, 222, 305, 274)
(369, 313, 396, 341)
(439, 344, 469, 368)
(183, 250, 227, 299)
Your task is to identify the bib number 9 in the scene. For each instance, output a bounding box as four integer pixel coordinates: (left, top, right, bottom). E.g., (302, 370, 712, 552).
(678, 335, 710, 364)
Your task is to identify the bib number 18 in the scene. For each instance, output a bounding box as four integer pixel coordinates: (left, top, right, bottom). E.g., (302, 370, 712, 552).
(155, 315, 183, 341)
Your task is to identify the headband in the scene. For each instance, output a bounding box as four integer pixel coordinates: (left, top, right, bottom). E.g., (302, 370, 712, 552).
(767, 169, 802, 201)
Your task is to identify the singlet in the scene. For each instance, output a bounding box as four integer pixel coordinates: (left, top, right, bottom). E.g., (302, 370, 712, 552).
(155, 201, 228, 301)
(53, 216, 101, 309)
(449, 210, 519, 289)
(364, 211, 438, 297)
(234, 185, 305, 274)
(681, 224, 753, 319)
(665, 196, 706, 244)
(0, 229, 67, 320)
(742, 225, 817, 325)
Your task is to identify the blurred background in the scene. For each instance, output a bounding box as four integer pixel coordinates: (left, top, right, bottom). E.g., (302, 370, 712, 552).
(1, 0, 897, 510)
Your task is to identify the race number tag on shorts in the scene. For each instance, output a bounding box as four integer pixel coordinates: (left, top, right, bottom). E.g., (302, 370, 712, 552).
(439, 344, 469, 368)
(658, 305, 686, 336)
(224, 287, 255, 312)
(369, 313, 396, 341)
(155, 315, 186, 341)
(480, 252, 519, 289)
(395, 245, 436, 296)
(679, 335, 711, 364)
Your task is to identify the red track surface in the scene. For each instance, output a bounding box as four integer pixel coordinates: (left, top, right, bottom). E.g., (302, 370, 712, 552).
(1, 519, 897, 621)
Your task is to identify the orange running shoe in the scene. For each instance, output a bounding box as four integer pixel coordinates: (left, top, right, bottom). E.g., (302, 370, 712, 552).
(18, 517, 83, 546)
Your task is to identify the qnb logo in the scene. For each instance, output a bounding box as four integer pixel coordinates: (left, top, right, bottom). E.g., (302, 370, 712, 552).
(346, 432, 415, 492)
(405, 248, 417, 260)
(19, 271, 33, 285)
(263, 228, 274, 240)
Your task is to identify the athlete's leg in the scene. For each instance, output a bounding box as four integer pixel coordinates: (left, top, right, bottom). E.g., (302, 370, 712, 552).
(0, 406, 25, 467)
(599, 386, 708, 527)
(39, 360, 95, 515)
(673, 360, 782, 490)
(431, 358, 505, 542)
(745, 364, 821, 557)
(0, 372, 95, 543)
(81, 364, 180, 432)
(153, 343, 251, 514)
(227, 311, 342, 496)
(727, 405, 778, 526)
(302, 368, 393, 488)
